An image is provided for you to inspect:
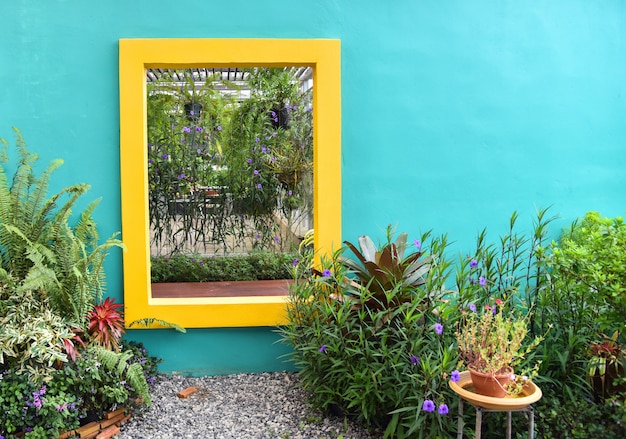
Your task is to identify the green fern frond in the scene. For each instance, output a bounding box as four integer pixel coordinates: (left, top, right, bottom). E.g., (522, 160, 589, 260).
(90, 346, 152, 405)
(128, 317, 187, 333)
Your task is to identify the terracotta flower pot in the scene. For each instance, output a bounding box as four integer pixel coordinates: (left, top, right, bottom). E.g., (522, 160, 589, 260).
(469, 366, 514, 398)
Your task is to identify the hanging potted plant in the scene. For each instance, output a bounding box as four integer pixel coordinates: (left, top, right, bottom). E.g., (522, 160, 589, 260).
(456, 299, 543, 397)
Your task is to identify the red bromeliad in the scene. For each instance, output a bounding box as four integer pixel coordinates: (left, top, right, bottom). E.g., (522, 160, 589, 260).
(87, 297, 125, 351)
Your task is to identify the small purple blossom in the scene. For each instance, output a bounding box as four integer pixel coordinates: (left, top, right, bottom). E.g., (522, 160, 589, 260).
(183, 126, 191, 133)
(255, 234, 261, 239)
(217, 125, 222, 131)
(322, 269, 332, 277)
(162, 153, 169, 159)
(493, 305, 497, 315)
(434, 323, 443, 335)
(479, 276, 486, 287)
(468, 303, 477, 313)
(247, 158, 252, 163)
(271, 111, 276, 117)
(261, 146, 267, 153)
(451, 370, 461, 382)
(197, 148, 202, 154)
(272, 132, 277, 137)
(422, 400, 435, 413)
(288, 190, 293, 196)
(148, 159, 153, 164)
(189, 110, 194, 116)
(254, 170, 259, 175)
(410, 355, 420, 365)
(274, 237, 280, 242)
(255, 137, 260, 142)
(292, 259, 298, 266)
(318, 345, 327, 353)
(274, 118, 278, 122)
(257, 183, 262, 189)
(196, 127, 203, 132)
(177, 173, 186, 180)
(438, 403, 449, 415)
(470, 259, 478, 268)
(414, 239, 421, 250)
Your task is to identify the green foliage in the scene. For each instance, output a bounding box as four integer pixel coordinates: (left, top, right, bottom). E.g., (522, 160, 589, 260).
(280, 232, 460, 439)
(0, 289, 74, 380)
(0, 128, 124, 327)
(151, 251, 298, 282)
(148, 68, 312, 256)
(0, 369, 81, 439)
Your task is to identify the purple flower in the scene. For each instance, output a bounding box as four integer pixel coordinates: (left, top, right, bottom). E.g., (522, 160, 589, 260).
(322, 269, 332, 277)
(470, 259, 478, 268)
(318, 345, 327, 353)
(438, 403, 449, 415)
(288, 190, 293, 196)
(255, 137, 260, 142)
(451, 370, 461, 382)
(493, 305, 497, 315)
(183, 126, 191, 133)
(434, 323, 443, 335)
(162, 153, 169, 159)
(292, 259, 298, 266)
(217, 125, 222, 131)
(177, 173, 186, 180)
(414, 239, 421, 250)
(274, 118, 278, 122)
(271, 111, 276, 117)
(479, 276, 486, 287)
(247, 158, 252, 163)
(422, 400, 435, 413)
(410, 355, 420, 365)
(254, 170, 259, 175)
(196, 127, 203, 132)
(257, 183, 262, 189)
(261, 146, 267, 153)
(171, 124, 175, 130)
(148, 159, 153, 164)
(255, 234, 261, 239)
(189, 110, 194, 116)
(468, 303, 477, 313)
(308, 106, 313, 112)
(197, 148, 202, 154)
(274, 237, 280, 242)
(272, 132, 277, 137)
(468, 277, 476, 285)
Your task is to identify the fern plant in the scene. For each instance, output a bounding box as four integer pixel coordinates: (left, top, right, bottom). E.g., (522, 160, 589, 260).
(0, 128, 124, 327)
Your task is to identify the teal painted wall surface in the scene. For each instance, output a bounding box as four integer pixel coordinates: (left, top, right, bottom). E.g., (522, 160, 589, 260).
(2, 1, 625, 374)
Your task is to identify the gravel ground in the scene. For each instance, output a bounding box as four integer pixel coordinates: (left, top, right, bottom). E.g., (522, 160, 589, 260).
(118, 372, 383, 439)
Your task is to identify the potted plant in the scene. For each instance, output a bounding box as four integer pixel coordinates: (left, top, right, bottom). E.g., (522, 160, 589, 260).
(456, 299, 542, 397)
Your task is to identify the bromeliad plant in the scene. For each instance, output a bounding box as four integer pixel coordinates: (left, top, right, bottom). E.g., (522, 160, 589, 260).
(339, 225, 432, 309)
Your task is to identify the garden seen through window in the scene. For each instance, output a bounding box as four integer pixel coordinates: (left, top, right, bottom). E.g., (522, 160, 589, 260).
(147, 67, 314, 262)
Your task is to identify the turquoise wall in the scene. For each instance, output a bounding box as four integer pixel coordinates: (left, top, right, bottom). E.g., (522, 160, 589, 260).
(2, 1, 625, 374)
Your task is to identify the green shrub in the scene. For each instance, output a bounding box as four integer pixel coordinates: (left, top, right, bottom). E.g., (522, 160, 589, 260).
(151, 251, 297, 282)
(281, 230, 460, 439)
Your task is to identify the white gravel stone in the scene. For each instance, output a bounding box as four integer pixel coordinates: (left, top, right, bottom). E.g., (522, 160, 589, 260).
(119, 372, 382, 439)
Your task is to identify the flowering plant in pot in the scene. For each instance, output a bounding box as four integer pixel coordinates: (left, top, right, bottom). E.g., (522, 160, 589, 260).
(456, 298, 543, 397)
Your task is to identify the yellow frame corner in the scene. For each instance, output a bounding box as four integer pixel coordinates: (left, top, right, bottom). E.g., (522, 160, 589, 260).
(119, 38, 341, 328)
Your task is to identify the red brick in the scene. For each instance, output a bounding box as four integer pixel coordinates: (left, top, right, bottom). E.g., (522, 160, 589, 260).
(76, 422, 100, 438)
(96, 426, 120, 439)
(105, 407, 126, 419)
(177, 386, 199, 398)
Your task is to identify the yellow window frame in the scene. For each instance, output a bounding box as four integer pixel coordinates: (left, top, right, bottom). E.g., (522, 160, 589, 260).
(119, 38, 341, 328)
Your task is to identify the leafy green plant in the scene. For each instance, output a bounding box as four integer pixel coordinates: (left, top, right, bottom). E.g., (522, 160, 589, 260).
(0, 128, 124, 327)
(281, 231, 460, 439)
(0, 370, 81, 439)
(456, 298, 543, 395)
(151, 251, 298, 282)
(0, 289, 74, 380)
